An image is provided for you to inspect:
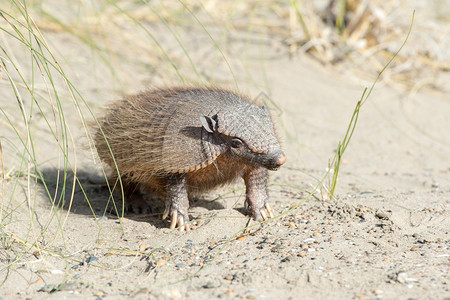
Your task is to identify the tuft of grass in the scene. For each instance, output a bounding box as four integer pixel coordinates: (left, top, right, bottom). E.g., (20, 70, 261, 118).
(326, 11, 414, 200)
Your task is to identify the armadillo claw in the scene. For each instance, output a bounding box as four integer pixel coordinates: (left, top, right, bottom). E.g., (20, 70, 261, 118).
(253, 203, 273, 221)
(260, 209, 268, 220)
(169, 210, 178, 229)
(162, 206, 170, 220)
(264, 203, 274, 218)
(167, 209, 190, 231)
(177, 217, 191, 232)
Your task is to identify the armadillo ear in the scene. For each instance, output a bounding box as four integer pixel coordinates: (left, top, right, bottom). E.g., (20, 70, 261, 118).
(199, 115, 217, 133)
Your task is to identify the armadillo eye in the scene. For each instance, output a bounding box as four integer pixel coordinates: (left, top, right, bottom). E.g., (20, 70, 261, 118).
(231, 138, 243, 148)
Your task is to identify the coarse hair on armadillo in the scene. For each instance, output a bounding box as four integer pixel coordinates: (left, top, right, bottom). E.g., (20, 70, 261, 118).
(94, 86, 280, 187)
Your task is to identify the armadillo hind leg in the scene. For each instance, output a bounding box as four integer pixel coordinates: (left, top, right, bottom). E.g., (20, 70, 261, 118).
(113, 176, 152, 214)
(162, 175, 190, 231)
(243, 167, 273, 221)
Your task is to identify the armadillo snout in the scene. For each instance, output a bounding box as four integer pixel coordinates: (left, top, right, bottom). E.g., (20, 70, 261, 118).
(264, 150, 286, 170)
(275, 151, 286, 166)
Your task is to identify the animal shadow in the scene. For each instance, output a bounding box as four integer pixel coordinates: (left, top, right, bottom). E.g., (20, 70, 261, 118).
(37, 168, 227, 229)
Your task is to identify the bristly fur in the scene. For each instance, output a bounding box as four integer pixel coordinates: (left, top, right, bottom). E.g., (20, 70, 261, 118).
(93, 86, 283, 197)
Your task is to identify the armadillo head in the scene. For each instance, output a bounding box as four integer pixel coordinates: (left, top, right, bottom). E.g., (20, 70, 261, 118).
(200, 103, 286, 170)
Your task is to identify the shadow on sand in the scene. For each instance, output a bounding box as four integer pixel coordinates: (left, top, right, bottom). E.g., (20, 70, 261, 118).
(37, 168, 227, 229)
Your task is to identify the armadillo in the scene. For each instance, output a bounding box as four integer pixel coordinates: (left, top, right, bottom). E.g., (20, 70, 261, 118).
(94, 87, 286, 231)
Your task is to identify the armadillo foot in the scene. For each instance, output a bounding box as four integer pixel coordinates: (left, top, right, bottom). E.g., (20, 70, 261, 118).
(163, 206, 190, 231)
(126, 195, 152, 214)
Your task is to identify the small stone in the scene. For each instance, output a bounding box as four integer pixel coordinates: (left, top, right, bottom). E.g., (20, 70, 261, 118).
(157, 258, 166, 267)
(202, 281, 219, 289)
(410, 247, 419, 251)
(94, 291, 104, 297)
(175, 263, 186, 268)
(139, 244, 151, 252)
(224, 275, 234, 281)
(376, 211, 390, 220)
(374, 289, 383, 295)
(86, 256, 99, 263)
(303, 238, 315, 244)
(281, 256, 291, 262)
(397, 272, 408, 283)
(35, 278, 44, 284)
(38, 284, 59, 293)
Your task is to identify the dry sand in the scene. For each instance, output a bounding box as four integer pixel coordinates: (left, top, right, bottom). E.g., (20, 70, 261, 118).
(0, 3, 449, 300)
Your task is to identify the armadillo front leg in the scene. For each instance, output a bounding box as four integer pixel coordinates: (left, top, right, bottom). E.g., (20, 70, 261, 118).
(162, 175, 190, 231)
(243, 167, 274, 221)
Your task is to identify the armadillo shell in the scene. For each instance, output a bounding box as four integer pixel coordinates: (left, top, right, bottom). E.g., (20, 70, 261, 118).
(161, 88, 236, 174)
(96, 87, 246, 176)
(96, 87, 282, 177)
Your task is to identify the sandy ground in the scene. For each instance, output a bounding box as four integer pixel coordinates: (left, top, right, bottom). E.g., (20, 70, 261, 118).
(0, 3, 449, 300)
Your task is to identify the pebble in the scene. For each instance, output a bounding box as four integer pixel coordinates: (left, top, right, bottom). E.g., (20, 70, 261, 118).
(397, 272, 408, 283)
(376, 211, 390, 219)
(175, 263, 186, 268)
(303, 238, 316, 244)
(224, 275, 234, 281)
(38, 284, 59, 293)
(281, 256, 291, 263)
(86, 256, 99, 263)
(94, 291, 104, 297)
(374, 289, 383, 295)
(139, 244, 151, 252)
(203, 281, 219, 289)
